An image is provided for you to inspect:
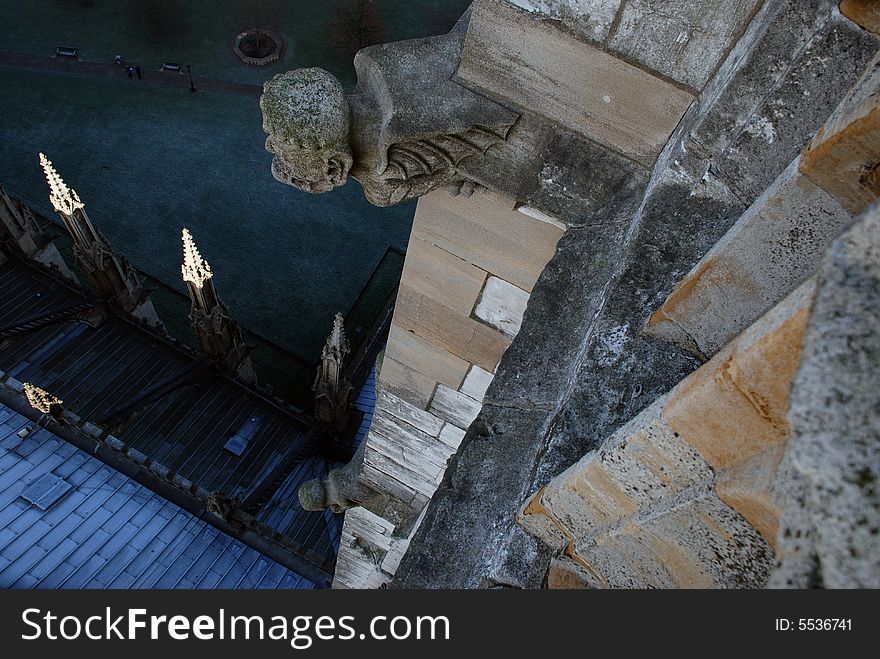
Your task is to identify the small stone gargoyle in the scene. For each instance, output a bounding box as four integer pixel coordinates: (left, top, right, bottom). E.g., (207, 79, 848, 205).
(260, 32, 519, 206)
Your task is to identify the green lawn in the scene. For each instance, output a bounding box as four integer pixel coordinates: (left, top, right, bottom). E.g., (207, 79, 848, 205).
(0, 0, 472, 86)
(0, 0, 471, 406)
(0, 65, 415, 365)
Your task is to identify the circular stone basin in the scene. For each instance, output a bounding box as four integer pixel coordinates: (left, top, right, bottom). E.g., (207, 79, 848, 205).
(233, 30, 283, 66)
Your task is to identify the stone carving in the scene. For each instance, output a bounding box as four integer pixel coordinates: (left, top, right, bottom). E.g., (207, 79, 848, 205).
(180, 228, 256, 384)
(299, 442, 381, 513)
(313, 313, 354, 436)
(260, 33, 519, 206)
(39, 154, 160, 326)
(23, 382, 63, 416)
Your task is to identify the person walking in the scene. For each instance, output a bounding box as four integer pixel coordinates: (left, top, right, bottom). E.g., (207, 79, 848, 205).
(135, 65, 142, 80)
(126, 65, 133, 78)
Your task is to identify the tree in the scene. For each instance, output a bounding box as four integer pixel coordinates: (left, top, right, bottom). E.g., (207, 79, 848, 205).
(328, 0, 389, 59)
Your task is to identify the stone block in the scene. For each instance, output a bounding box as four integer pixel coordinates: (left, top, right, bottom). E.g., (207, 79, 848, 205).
(688, 0, 841, 157)
(458, 0, 695, 165)
(714, 442, 787, 550)
(524, 131, 649, 227)
(429, 384, 483, 430)
(384, 325, 470, 392)
(474, 276, 530, 338)
(460, 365, 494, 402)
(401, 235, 488, 316)
(841, 0, 880, 35)
(608, 0, 762, 90)
(645, 158, 851, 357)
(542, 460, 640, 537)
(378, 356, 437, 410)
(596, 399, 714, 508)
(719, 16, 879, 202)
(800, 52, 880, 215)
(370, 414, 453, 471)
(772, 204, 880, 588)
(438, 423, 467, 450)
(411, 190, 564, 293)
(376, 390, 445, 437)
(663, 281, 814, 470)
(394, 284, 511, 373)
(505, 0, 623, 44)
(546, 555, 604, 589)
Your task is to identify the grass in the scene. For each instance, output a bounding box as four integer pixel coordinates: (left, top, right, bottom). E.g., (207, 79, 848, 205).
(0, 66, 413, 360)
(0, 0, 472, 86)
(0, 0, 471, 405)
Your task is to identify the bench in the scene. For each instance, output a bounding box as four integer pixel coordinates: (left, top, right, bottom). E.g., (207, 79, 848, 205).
(55, 46, 78, 58)
(161, 61, 181, 72)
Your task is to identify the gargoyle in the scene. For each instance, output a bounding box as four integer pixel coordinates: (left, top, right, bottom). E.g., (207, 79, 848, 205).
(260, 32, 519, 206)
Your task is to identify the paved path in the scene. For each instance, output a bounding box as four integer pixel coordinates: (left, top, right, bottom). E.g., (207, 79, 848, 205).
(0, 49, 263, 96)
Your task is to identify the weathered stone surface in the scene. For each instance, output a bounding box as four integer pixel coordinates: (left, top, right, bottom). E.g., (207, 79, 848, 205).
(459, 0, 695, 165)
(719, 15, 879, 202)
(714, 442, 788, 550)
(645, 158, 851, 358)
(505, 0, 622, 44)
(393, 405, 554, 588)
(841, 0, 880, 35)
(401, 235, 488, 317)
(771, 205, 880, 588)
(429, 384, 483, 430)
(474, 276, 530, 338)
(545, 555, 602, 589)
(412, 190, 564, 293)
(378, 356, 437, 409)
(519, 275, 812, 586)
(394, 284, 511, 373)
(524, 131, 650, 227)
(663, 280, 812, 469)
(800, 51, 880, 215)
(378, 389, 446, 437)
(384, 325, 469, 392)
(334, 507, 395, 588)
(608, 0, 762, 90)
(438, 423, 467, 450)
(460, 365, 494, 402)
(691, 0, 840, 157)
(520, 385, 779, 587)
(534, 168, 745, 482)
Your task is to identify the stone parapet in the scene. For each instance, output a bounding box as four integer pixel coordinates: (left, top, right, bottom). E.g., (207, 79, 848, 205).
(519, 281, 815, 587)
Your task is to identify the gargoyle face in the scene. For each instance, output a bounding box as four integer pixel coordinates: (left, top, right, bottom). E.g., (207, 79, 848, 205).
(264, 133, 353, 194)
(259, 67, 354, 195)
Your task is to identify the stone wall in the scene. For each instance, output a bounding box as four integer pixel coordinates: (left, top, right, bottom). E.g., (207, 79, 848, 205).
(394, 1, 878, 588)
(518, 280, 814, 587)
(333, 190, 563, 588)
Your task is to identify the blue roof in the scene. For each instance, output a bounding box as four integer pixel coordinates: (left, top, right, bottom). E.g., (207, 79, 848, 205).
(0, 403, 315, 589)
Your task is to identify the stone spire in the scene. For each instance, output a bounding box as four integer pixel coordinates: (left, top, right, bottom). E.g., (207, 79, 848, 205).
(40, 153, 83, 217)
(23, 382, 63, 416)
(313, 312, 353, 435)
(0, 183, 76, 281)
(38, 153, 159, 325)
(180, 228, 255, 384)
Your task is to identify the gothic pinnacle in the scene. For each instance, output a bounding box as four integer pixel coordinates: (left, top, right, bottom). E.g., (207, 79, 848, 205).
(39, 153, 83, 216)
(328, 312, 349, 354)
(181, 227, 213, 288)
(23, 382, 63, 415)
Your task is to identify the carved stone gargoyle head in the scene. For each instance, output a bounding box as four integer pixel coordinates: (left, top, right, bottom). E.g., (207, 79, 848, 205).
(260, 68, 353, 194)
(260, 33, 520, 207)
